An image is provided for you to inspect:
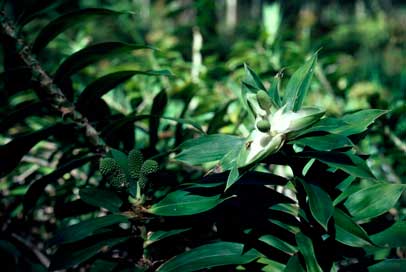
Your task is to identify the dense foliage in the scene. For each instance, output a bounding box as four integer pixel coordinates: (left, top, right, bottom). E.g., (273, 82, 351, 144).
(1, 1, 405, 271)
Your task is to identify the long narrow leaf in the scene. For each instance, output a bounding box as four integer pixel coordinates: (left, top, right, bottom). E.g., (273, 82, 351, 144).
(32, 8, 125, 53)
(54, 42, 154, 83)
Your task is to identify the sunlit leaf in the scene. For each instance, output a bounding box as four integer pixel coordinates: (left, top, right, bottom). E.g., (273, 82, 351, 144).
(344, 183, 405, 221)
(370, 221, 406, 247)
(156, 241, 261, 272)
(147, 190, 229, 216)
(176, 134, 245, 165)
(284, 53, 317, 112)
(296, 232, 322, 272)
(291, 134, 353, 151)
(334, 208, 373, 247)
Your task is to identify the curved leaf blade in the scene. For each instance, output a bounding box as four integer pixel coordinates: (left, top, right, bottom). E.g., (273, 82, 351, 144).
(79, 187, 123, 212)
(368, 259, 406, 272)
(291, 134, 354, 151)
(156, 241, 261, 272)
(284, 53, 317, 112)
(176, 134, 245, 165)
(76, 70, 171, 109)
(334, 208, 373, 247)
(295, 232, 323, 272)
(147, 191, 229, 216)
(344, 183, 405, 221)
(149, 90, 168, 149)
(301, 180, 333, 230)
(144, 228, 191, 247)
(49, 214, 129, 245)
(54, 42, 154, 83)
(370, 221, 406, 247)
(32, 8, 125, 53)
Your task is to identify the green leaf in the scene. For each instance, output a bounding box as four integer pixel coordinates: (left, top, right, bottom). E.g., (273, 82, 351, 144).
(144, 228, 191, 247)
(370, 221, 406, 247)
(334, 208, 373, 247)
(156, 241, 261, 272)
(291, 134, 353, 151)
(176, 134, 245, 165)
(298, 151, 375, 180)
(294, 110, 387, 137)
(284, 53, 317, 112)
(32, 8, 126, 53)
(301, 180, 333, 230)
(79, 188, 123, 212)
(268, 77, 282, 108)
(0, 124, 64, 178)
(260, 258, 285, 272)
(295, 232, 323, 272)
(49, 214, 129, 245)
(147, 191, 229, 216)
(368, 259, 406, 272)
(109, 148, 129, 177)
(293, 117, 350, 138)
(54, 42, 154, 83)
(344, 183, 405, 221)
(259, 234, 297, 255)
(76, 70, 171, 109)
(149, 90, 168, 149)
(285, 255, 305, 272)
(340, 109, 388, 136)
(225, 165, 240, 190)
(49, 236, 128, 271)
(23, 155, 97, 214)
(243, 64, 267, 91)
(156, 116, 205, 134)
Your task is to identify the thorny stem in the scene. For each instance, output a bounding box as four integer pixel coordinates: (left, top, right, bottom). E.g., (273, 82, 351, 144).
(0, 10, 106, 152)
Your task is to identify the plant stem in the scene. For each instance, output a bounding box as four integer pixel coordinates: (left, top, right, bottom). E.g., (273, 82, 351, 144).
(0, 10, 106, 152)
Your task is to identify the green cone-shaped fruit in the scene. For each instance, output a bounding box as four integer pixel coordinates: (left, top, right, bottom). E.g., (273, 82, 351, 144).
(141, 160, 159, 176)
(99, 158, 120, 177)
(256, 119, 271, 133)
(138, 176, 148, 189)
(110, 172, 127, 188)
(256, 90, 273, 111)
(128, 149, 144, 179)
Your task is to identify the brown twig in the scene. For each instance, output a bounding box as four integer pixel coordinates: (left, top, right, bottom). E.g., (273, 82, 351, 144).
(0, 10, 106, 152)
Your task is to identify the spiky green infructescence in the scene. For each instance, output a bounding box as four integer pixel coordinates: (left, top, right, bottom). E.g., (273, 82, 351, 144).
(99, 157, 127, 189)
(128, 149, 144, 179)
(138, 159, 159, 189)
(141, 160, 159, 176)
